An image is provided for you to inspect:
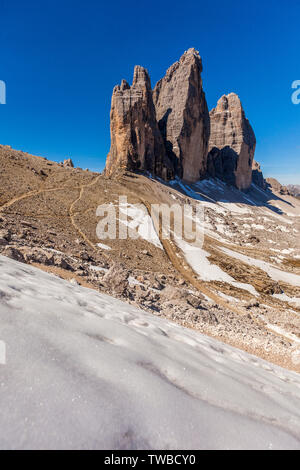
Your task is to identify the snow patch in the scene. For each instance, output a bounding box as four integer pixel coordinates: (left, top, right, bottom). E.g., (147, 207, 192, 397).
(220, 247, 300, 287)
(273, 293, 300, 308)
(119, 203, 163, 249)
(97, 243, 112, 251)
(175, 238, 258, 296)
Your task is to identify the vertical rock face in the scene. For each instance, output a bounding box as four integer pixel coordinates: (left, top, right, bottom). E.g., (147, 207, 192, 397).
(105, 51, 257, 191)
(105, 66, 173, 180)
(207, 93, 256, 190)
(153, 48, 210, 182)
(252, 160, 266, 189)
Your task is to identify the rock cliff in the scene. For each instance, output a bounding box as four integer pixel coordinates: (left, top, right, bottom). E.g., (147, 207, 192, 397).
(105, 51, 258, 191)
(207, 93, 256, 190)
(266, 178, 290, 195)
(105, 66, 173, 180)
(153, 48, 210, 182)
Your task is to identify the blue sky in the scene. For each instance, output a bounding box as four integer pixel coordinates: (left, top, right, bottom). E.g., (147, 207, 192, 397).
(0, 0, 299, 184)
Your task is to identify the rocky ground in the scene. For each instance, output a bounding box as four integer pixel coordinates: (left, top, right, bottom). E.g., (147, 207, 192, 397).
(1, 144, 300, 371)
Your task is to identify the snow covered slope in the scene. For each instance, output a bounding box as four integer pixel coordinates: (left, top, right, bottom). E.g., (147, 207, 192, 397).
(0, 255, 300, 450)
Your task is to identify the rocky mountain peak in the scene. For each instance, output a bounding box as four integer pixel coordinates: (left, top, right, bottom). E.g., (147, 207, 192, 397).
(105, 65, 173, 180)
(105, 50, 259, 190)
(153, 48, 209, 182)
(119, 79, 130, 91)
(215, 93, 241, 111)
(208, 93, 256, 190)
(176, 47, 202, 70)
(132, 65, 151, 88)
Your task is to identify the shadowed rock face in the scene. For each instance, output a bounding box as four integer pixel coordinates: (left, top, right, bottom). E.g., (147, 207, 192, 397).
(105, 66, 173, 180)
(153, 48, 210, 182)
(207, 93, 256, 190)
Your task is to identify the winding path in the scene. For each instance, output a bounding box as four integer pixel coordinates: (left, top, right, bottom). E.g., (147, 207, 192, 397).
(69, 175, 102, 250)
(0, 174, 102, 253)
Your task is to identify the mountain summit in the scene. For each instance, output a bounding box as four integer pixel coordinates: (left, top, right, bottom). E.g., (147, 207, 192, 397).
(105, 49, 259, 190)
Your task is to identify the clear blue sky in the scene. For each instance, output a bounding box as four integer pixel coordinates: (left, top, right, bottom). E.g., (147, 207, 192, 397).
(1, 0, 299, 184)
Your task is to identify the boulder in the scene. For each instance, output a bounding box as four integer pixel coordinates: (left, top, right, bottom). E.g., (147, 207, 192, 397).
(103, 262, 129, 295)
(63, 159, 74, 168)
(0, 229, 11, 246)
(23, 248, 54, 265)
(53, 255, 73, 271)
(2, 247, 25, 263)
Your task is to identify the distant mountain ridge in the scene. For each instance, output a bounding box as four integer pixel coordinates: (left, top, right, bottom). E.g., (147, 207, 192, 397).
(287, 184, 300, 197)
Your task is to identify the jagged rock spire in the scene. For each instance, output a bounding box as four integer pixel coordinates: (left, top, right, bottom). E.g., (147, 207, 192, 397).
(105, 51, 257, 191)
(105, 66, 173, 180)
(207, 93, 256, 190)
(153, 48, 210, 182)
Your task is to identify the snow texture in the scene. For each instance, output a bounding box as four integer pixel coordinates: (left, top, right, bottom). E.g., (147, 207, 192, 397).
(0, 256, 300, 450)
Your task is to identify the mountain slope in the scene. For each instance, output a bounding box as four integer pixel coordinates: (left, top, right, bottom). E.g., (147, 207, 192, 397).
(1, 145, 300, 371)
(1, 255, 300, 450)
